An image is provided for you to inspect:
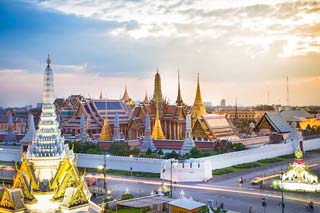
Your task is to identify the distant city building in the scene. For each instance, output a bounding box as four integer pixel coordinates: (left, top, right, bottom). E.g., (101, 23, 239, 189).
(3, 113, 18, 145)
(0, 114, 20, 133)
(203, 102, 212, 107)
(220, 99, 226, 107)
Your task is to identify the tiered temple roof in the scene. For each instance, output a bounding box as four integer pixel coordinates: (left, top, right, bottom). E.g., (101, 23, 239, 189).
(61, 99, 132, 138)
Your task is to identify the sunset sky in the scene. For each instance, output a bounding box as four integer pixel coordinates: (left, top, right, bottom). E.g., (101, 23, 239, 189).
(0, 0, 319, 107)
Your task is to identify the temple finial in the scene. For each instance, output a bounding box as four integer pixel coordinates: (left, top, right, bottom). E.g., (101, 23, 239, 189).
(176, 69, 183, 106)
(46, 54, 51, 65)
(191, 72, 206, 120)
(99, 89, 103, 99)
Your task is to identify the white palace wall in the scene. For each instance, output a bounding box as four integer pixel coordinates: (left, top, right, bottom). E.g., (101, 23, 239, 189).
(0, 138, 320, 178)
(76, 154, 163, 173)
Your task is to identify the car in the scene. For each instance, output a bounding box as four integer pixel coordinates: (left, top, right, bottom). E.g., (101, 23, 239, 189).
(251, 177, 263, 185)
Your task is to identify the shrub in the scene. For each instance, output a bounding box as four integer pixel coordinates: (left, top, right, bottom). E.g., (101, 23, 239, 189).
(121, 193, 134, 200)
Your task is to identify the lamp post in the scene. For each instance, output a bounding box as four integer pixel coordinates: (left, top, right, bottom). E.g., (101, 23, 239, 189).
(262, 196, 267, 213)
(170, 159, 173, 198)
(98, 152, 110, 199)
(280, 168, 285, 213)
(129, 154, 133, 179)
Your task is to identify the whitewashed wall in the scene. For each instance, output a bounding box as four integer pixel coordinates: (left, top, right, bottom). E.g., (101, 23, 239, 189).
(0, 138, 320, 176)
(0, 148, 20, 162)
(77, 154, 163, 173)
(200, 138, 320, 170)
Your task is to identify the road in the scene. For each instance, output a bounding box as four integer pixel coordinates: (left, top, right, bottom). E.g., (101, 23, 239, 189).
(90, 152, 320, 213)
(1, 152, 320, 212)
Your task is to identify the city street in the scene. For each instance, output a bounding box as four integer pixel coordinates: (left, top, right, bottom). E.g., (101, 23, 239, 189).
(90, 152, 320, 213)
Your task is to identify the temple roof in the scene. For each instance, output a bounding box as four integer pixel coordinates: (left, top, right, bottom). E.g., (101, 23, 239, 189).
(62, 99, 132, 129)
(259, 112, 293, 133)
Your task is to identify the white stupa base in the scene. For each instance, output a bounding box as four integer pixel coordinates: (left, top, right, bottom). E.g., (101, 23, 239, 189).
(26, 153, 74, 181)
(26, 194, 59, 213)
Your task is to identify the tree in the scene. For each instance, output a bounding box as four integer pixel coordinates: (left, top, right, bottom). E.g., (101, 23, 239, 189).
(146, 148, 153, 156)
(107, 143, 129, 156)
(129, 147, 140, 156)
(121, 193, 134, 200)
(157, 149, 164, 155)
(165, 151, 179, 159)
(189, 146, 202, 158)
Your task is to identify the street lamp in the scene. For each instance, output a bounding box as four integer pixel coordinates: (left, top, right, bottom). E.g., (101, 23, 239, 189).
(98, 152, 110, 198)
(280, 168, 285, 213)
(129, 154, 133, 179)
(262, 196, 267, 213)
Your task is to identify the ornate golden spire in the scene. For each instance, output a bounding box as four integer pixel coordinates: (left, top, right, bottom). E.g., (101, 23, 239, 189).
(152, 101, 166, 139)
(99, 102, 111, 141)
(191, 73, 206, 119)
(176, 69, 183, 106)
(122, 83, 134, 107)
(152, 68, 163, 104)
(122, 82, 129, 100)
(143, 92, 149, 104)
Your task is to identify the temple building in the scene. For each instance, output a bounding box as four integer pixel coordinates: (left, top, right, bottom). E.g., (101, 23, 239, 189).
(254, 109, 319, 136)
(128, 70, 187, 140)
(61, 98, 132, 140)
(0, 55, 101, 213)
(189, 74, 238, 141)
(54, 95, 83, 123)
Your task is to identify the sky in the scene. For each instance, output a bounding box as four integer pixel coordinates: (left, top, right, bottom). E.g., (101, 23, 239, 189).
(0, 0, 319, 107)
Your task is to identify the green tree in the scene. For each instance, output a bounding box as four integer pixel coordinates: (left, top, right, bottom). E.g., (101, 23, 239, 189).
(146, 148, 153, 156)
(129, 147, 140, 156)
(107, 143, 129, 156)
(189, 146, 203, 158)
(121, 193, 134, 200)
(165, 151, 179, 159)
(157, 149, 164, 155)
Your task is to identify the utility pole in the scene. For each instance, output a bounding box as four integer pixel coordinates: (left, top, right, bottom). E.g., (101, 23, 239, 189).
(170, 159, 173, 198)
(280, 168, 285, 213)
(103, 152, 107, 196)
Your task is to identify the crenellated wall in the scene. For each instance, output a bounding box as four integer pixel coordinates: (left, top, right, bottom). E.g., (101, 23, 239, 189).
(76, 153, 163, 173)
(160, 159, 212, 182)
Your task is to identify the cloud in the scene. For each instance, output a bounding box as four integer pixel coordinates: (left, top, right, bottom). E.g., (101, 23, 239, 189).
(31, 0, 320, 58)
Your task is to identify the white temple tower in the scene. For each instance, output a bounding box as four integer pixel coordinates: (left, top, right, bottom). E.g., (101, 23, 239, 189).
(140, 113, 157, 152)
(26, 55, 73, 181)
(180, 114, 195, 155)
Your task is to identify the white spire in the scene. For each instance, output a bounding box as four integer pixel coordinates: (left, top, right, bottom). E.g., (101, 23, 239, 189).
(27, 55, 68, 157)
